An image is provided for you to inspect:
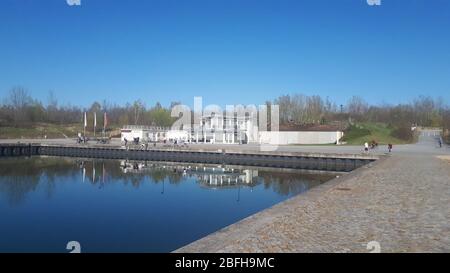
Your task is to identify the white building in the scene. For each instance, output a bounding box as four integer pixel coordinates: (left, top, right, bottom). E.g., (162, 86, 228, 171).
(183, 114, 344, 145)
(186, 113, 258, 144)
(166, 130, 189, 142)
(120, 125, 169, 142)
(122, 116, 344, 145)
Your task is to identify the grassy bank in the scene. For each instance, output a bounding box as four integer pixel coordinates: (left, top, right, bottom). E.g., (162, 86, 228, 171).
(1, 123, 83, 139)
(342, 122, 416, 145)
(0, 123, 121, 139)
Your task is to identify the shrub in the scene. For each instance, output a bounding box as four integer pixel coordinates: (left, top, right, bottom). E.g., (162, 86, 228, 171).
(391, 126, 413, 141)
(342, 125, 370, 141)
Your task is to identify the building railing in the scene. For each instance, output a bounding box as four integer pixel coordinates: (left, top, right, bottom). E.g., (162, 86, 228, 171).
(122, 125, 171, 131)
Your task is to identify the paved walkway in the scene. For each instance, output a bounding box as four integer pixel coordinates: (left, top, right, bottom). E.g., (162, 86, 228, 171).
(1, 136, 449, 156)
(176, 132, 450, 252)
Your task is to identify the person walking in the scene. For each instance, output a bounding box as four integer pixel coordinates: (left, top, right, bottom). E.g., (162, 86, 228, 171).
(388, 143, 393, 153)
(364, 142, 369, 153)
(438, 138, 442, 148)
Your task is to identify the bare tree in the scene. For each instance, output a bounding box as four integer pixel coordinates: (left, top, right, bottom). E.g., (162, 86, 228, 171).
(46, 91, 59, 123)
(8, 86, 30, 126)
(347, 96, 368, 119)
(132, 100, 145, 125)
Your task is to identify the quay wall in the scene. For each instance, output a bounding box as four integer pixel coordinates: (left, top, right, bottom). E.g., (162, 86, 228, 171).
(0, 143, 377, 172)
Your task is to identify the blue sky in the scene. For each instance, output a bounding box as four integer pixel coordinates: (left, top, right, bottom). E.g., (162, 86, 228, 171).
(0, 0, 449, 108)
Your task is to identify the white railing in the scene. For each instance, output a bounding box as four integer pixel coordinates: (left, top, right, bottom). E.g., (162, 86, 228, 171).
(122, 125, 170, 131)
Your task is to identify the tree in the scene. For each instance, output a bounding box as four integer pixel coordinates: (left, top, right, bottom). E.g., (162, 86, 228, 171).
(347, 96, 368, 120)
(273, 94, 326, 125)
(146, 103, 174, 127)
(46, 91, 59, 123)
(132, 100, 145, 125)
(8, 86, 31, 126)
(170, 101, 181, 109)
(89, 102, 102, 113)
(442, 110, 450, 143)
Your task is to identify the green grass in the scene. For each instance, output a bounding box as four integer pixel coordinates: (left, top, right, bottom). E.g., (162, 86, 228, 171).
(342, 122, 416, 145)
(0, 123, 121, 139)
(0, 123, 82, 139)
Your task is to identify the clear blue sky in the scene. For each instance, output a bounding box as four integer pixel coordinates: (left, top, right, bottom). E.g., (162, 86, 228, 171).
(0, 0, 449, 108)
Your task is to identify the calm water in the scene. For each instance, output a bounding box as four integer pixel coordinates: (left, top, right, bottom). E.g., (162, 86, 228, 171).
(0, 156, 335, 253)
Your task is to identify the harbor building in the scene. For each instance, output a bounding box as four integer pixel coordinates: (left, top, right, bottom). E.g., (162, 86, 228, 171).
(120, 125, 169, 142)
(121, 115, 344, 145)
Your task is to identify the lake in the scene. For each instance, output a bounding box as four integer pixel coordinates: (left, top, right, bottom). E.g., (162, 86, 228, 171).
(0, 156, 336, 252)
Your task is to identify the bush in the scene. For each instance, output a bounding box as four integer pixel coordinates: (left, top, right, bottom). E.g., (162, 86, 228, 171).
(391, 126, 413, 141)
(342, 125, 370, 141)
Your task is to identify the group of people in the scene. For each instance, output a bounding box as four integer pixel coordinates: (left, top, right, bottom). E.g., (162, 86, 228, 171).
(364, 141, 393, 153)
(123, 137, 168, 151)
(76, 133, 88, 144)
(77, 132, 111, 144)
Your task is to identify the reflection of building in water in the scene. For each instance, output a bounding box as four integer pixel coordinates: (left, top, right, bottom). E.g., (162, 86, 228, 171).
(120, 160, 149, 174)
(194, 169, 258, 188)
(118, 160, 259, 188)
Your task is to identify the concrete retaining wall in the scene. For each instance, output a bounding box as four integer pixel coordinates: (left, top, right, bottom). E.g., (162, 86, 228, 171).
(259, 131, 344, 145)
(0, 143, 376, 172)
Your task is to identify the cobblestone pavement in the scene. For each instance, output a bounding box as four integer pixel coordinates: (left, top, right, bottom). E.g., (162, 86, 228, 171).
(176, 134, 450, 253)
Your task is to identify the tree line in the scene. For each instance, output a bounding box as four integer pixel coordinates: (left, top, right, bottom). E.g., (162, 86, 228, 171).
(272, 94, 446, 128)
(0, 86, 448, 133)
(0, 87, 176, 130)
(271, 94, 448, 141)
(443, 110, 450, 143)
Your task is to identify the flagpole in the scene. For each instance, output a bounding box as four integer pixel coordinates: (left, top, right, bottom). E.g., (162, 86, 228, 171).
(103, 112, 107, 139)
(82, 166, 86, 183)
(92, 161, 96, 183)
(94, 112, 97, 138)
(83, 112, 87, 143)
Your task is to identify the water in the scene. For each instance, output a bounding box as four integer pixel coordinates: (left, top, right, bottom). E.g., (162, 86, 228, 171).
(0, 156, 335, 253)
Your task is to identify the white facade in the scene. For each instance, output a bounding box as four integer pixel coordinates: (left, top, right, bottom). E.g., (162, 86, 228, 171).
(121, 121, 344, 145)
(166, 130, 189, 142)
(190, 114, 258, 144)
(189, 114, 343, 145)
(120, 126, 169, 142)
(120, 128, 147, 142)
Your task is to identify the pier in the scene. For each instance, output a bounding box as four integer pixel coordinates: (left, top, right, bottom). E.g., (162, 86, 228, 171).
(0, 142, 376, 172)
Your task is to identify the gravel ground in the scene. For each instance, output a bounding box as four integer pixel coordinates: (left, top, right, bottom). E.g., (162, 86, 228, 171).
(176, 133, 450, 253)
